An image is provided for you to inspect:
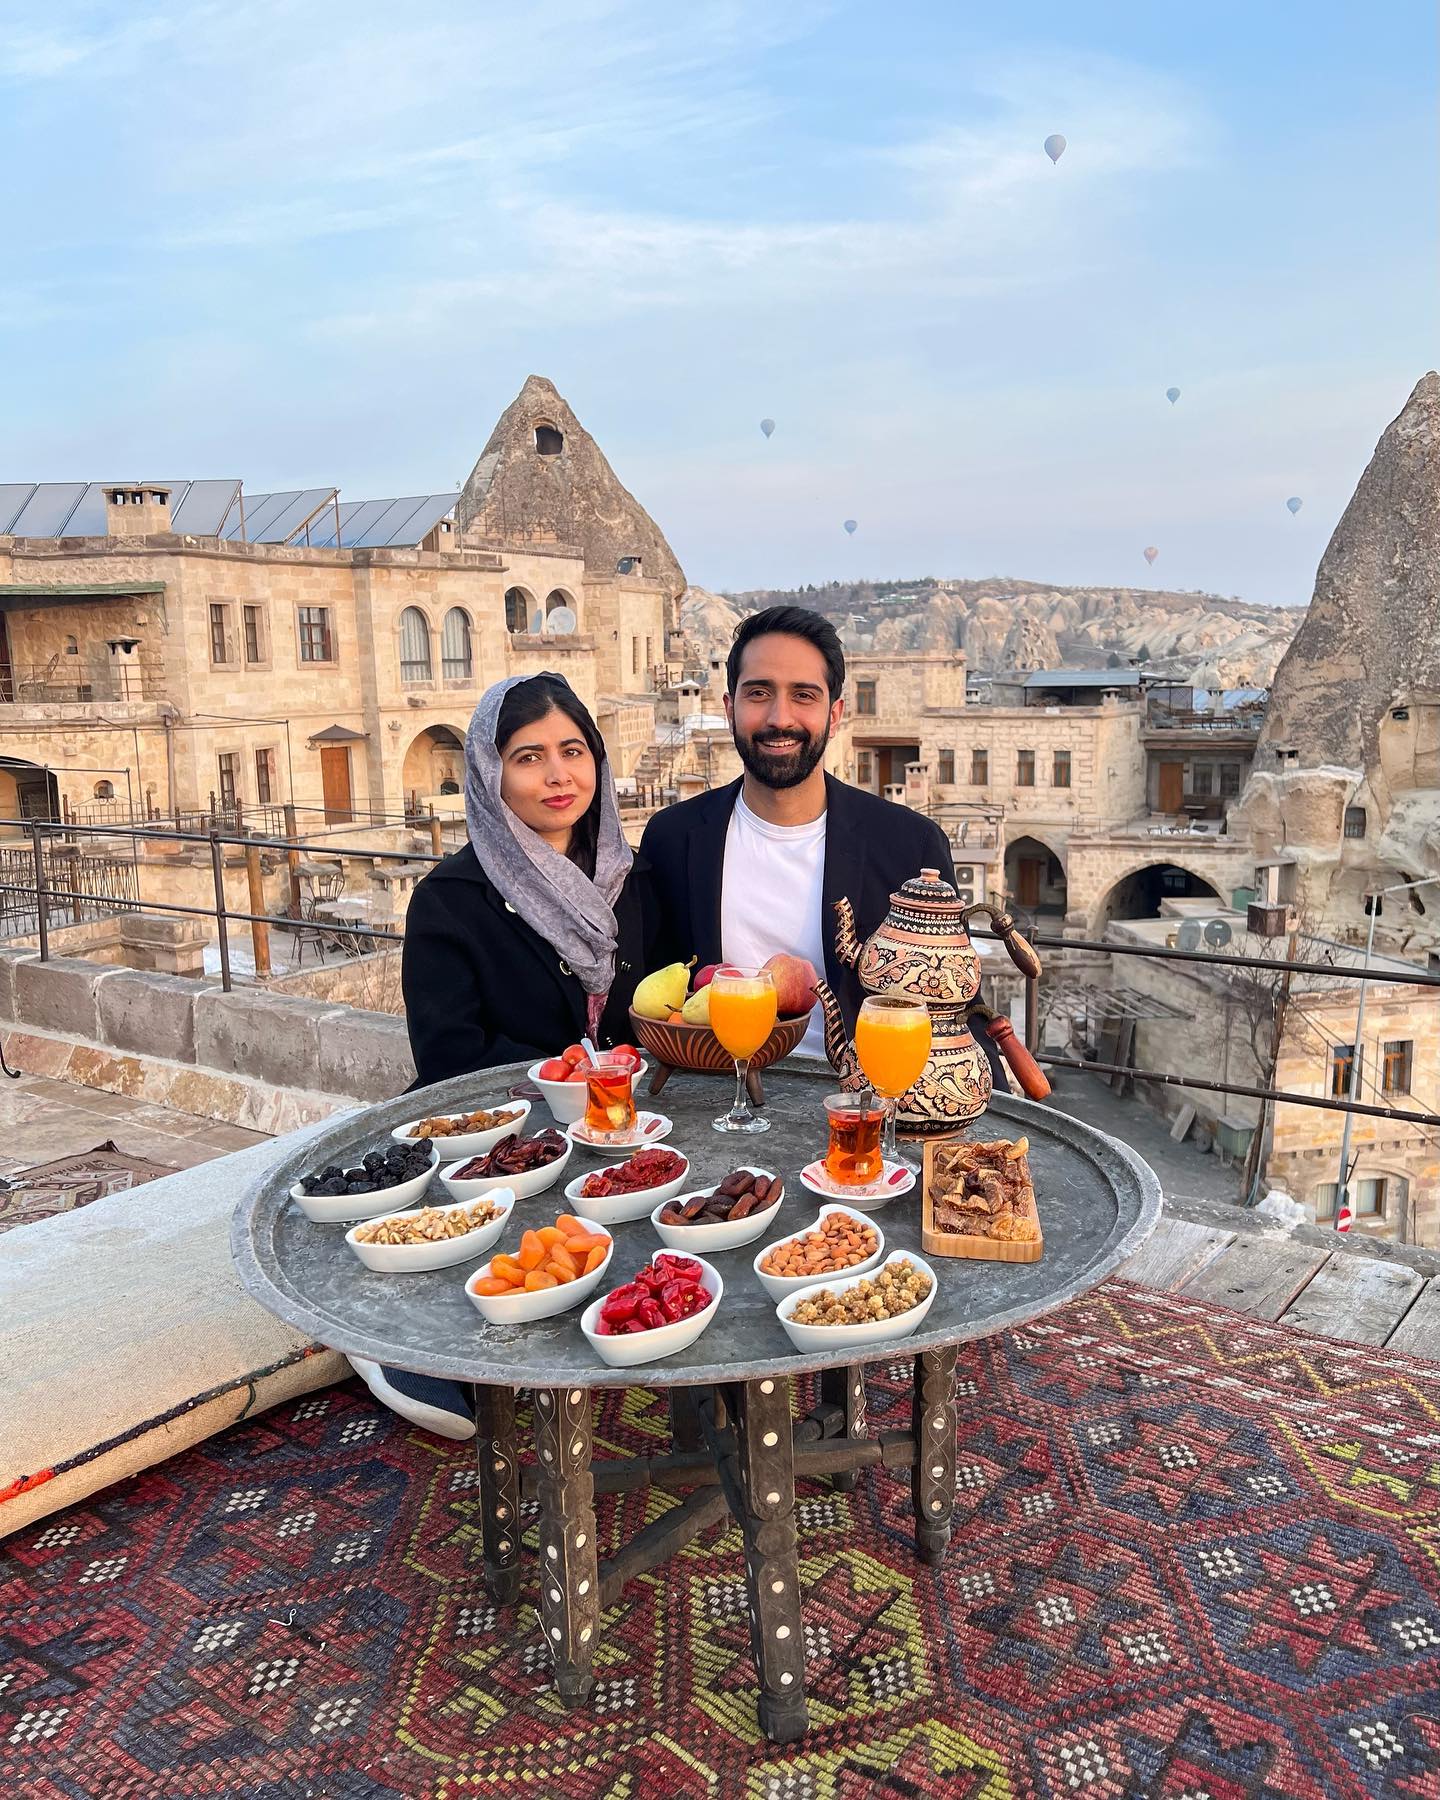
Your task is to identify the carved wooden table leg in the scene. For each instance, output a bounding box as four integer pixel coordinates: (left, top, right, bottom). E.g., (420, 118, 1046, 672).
(471, 1384, 521, 1604)
(820, 1365, 866, 1491)
(911, 1346, 959, 1565)
(533, 1386, 600, 1707)
(668, 1386, 705, 1453)
(733, 1377, 809, 1743)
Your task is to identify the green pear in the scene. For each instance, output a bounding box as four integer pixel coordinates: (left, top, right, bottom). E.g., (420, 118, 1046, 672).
(681, 984, 711, 1026)
(633, 960, 691, 1020)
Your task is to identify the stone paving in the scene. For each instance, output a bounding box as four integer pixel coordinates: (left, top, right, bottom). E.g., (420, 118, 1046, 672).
(0, 1070, 269, 1178)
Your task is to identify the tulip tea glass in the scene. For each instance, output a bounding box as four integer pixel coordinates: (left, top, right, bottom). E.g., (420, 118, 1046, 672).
(584, 1053, 638, 1141)
(709, 965, 778, 1133)
(823, 1092, 885, 1186)
(854, 994, 932, 1169)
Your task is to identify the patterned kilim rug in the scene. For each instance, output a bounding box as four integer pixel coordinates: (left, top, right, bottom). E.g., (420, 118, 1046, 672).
(4, 1280, 1440, 1799)
(0, 1142, 178, 1236)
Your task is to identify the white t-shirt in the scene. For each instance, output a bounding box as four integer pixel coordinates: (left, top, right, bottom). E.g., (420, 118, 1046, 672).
(720, 790, 828, 1059)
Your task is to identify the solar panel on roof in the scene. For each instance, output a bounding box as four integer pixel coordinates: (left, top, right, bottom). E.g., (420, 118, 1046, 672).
(9, 482, 87, 536)
(351, 496, 427, 548)
(304, 500, 362, 549)
(254, 488, 335, 544)
(383, 493, 458, 546)
(56, 482, 110, 535)
(222, 490, 301, 542)
(333, 499, 394, 547)
(171, 479, 241, 536)
(0, 485, 37, 533)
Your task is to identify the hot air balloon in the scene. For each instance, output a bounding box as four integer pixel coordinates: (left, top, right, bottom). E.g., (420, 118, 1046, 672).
(843, 519, 858, 535)
(1143, 546, 1159, 566)
(1286, 496, 1303, 515)
(760, 418, 775, 438)
(1166, 387, 1180, 404)
(1044, 134, 1066, 164)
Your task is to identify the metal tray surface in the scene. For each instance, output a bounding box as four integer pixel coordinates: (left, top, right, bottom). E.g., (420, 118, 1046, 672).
(233, 1065, 1161, 1389)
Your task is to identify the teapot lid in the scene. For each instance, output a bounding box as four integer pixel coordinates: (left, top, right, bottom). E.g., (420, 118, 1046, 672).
(893, 867, 960, 910)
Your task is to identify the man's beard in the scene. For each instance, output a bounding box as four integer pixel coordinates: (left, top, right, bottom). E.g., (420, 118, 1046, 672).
(734, 719, 831, 791)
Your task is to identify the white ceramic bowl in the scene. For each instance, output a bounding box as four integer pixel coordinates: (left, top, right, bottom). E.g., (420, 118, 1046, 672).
(344, 1189, 516, 1273)
(563, 1152, 691, 1227)
(291, 1145, 439, 1224)
(464, 1234, 614, 1324)
(528, 1058, 649, 1127)
(580, 1256, 723, 1368)
(438, 1133, 573, 1203)
(650, 1166, 784, 1254)
(776, 1250, 939, 1353)
(390, 1099, 530, 1164)
(751, 1203, 885, 1302)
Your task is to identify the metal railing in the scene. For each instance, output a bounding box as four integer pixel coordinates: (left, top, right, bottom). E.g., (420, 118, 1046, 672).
(0, 814, 1437, 1146)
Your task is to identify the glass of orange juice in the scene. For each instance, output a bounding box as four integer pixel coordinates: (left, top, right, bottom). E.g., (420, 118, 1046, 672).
(855, 995, 932, 1168)
(709, 965, 778, 1134)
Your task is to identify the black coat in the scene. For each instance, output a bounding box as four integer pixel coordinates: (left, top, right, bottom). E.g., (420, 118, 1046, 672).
(639, 773, 982, 1051)
(401, 843, 654, 1089)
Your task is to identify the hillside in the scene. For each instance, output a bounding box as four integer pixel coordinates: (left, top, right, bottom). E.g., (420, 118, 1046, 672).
(685, 577, 1299, 690)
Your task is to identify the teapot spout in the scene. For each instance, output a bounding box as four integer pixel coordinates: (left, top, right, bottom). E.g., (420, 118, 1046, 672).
(812, 978, 858, 1083)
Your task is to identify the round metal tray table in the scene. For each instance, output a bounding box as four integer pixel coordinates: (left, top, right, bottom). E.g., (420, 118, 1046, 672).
(234, 1064, 1161, 1741)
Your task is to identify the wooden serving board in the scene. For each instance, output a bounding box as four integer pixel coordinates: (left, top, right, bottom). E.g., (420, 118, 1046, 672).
(920, 1137, 1044, 1263)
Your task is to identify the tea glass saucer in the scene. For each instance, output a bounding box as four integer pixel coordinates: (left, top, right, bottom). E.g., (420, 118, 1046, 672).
(799, 1158, 916, 1206)
(565, 1111, 674, 1152)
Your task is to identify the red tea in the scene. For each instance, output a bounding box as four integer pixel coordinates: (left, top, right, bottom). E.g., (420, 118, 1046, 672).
(824, 1103, 884, 1185)
(584, 1062, 637, 1138)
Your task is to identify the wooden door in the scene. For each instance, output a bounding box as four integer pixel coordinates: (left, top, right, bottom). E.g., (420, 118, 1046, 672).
(0, 613, 11, 701)
(319, 747, 353, 823)
(1157, 761, 1185, 813)
(1017, 857, 1043, 908)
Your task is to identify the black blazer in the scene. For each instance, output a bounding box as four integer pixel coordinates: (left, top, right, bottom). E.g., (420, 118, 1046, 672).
(639, 773, 964, 1041)
(401, 844, 654, 1089)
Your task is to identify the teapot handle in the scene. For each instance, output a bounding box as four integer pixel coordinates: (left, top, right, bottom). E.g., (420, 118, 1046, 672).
(962, 903, 1042, 980)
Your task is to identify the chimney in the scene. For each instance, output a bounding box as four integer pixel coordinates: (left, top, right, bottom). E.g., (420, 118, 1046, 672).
(105, 485, 172, 536)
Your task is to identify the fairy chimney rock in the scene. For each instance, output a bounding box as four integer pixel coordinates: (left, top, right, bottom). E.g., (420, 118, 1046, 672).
(1258, 371, 1440, 772)
(457, 376, 686, 615)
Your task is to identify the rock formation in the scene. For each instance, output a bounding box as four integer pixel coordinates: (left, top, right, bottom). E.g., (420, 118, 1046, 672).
(458, 375, 686, 614)
(1256, 372, 1440, 771)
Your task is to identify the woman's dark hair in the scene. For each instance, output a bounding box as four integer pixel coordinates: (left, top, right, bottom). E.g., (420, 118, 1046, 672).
(726, 605, 846, 702)
(495, 675, 607, 878)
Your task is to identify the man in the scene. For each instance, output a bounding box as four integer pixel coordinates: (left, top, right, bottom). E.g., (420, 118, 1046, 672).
(642, 606, 993, 1069)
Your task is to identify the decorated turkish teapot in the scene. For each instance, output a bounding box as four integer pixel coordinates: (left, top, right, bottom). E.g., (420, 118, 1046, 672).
(812, 867, 1050, 1134)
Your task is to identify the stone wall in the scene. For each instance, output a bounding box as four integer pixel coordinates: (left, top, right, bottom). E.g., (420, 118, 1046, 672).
(271, 946, 406, 1015)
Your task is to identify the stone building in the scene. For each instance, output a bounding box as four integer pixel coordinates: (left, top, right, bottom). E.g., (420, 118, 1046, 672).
(1235, 371, 1440, 953)
(0, 380, 681, 835)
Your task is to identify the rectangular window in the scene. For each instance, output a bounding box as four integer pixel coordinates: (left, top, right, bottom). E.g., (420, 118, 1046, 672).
(1382, 1039, 1412, 1095)
(1016, 748, 1035, 787)
(1329, 1043, 1358, 1098)
(254, 748, 275, 805)
(209, 603, 228, 665)
(1344, 806, 1367, 838)
(1314, 1182, 1337, 1219)
(856, 750, 874, 785)
(1220, 762, 1242, 798)
(243, 604, 263, 663)
(970, 748, 988, 785)
(1356, 1177, 1387, 1217)
(1191, 763, 1213, 797)
(855, 680, 877, 716)
(1052, 749, 1071, 789)
(217, 752, 238, 808)
(298, 607, 333, 662)
(632, 638, 640, 676)
(937, 748, 955, 785)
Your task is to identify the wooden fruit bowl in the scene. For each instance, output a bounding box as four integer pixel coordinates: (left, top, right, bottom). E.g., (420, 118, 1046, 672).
(628, 1007, 812, 1103)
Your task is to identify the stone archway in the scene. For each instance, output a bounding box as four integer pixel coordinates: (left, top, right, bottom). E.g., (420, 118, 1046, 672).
(402, 726, 466, 812)
(1003, 833, 1068, 922)
(1095, 861, 1224, 931)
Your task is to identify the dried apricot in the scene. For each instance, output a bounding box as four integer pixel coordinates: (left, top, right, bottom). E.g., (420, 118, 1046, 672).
(517, 1231, 546, 1271)
(524, 1270, 559, 1291)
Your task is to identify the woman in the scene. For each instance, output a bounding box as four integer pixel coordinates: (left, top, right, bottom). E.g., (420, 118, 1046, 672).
(350, 672, 652, 1437)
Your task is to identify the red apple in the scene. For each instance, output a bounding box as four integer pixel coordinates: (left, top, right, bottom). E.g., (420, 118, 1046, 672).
(692, 963, 720, 991)
(537, 1058, 571, 1082)
(763, 953, 819, 1017)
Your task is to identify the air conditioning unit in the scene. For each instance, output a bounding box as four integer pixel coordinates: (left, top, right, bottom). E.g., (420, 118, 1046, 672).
(1247, 902, 1290, 938)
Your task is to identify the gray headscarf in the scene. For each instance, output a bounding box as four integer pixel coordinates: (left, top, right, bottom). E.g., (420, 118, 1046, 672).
(464, 673, 633, 996)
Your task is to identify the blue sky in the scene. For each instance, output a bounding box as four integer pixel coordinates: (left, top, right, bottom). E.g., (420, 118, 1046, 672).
(2, 0, 1434, 603)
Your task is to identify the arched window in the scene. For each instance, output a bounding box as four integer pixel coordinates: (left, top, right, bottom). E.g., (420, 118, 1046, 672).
(545, 590, 570, 618)
(441, 608, 472, 680)
(399, 607, 432, 682)
(505, 588, 531, 634)
(64, 635, 79, 655)
(94, 779, 114, 800)
(1344, 806, 1367, 839)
